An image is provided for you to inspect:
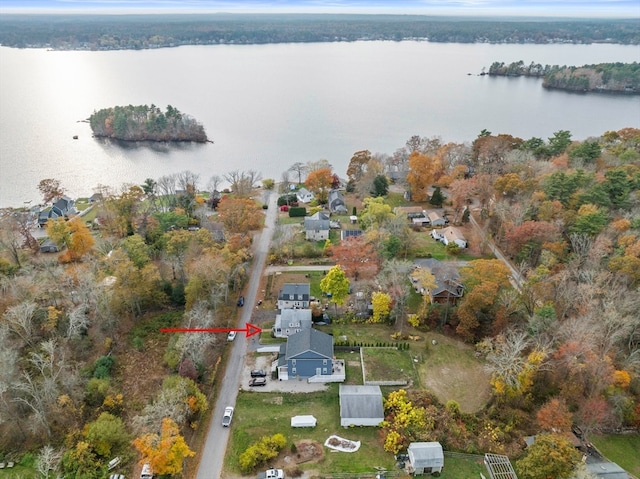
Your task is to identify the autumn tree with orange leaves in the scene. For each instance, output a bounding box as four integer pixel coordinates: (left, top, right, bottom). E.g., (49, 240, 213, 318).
(406, 152, 442, 202)
(216, 196, 263, 235)
(456, 259, 512, 341)
(305, 167, 333, 204)
(329, 237, 379, 280)
(132, 417, 195, 475)
(536, 397, 572, 434)
(46, 217, 95, 262)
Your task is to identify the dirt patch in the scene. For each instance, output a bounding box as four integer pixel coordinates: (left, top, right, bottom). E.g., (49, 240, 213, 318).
(272, 439, 325, 473)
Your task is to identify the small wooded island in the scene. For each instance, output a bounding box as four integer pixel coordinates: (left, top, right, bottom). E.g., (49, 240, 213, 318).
(486, 61, 640, 94)
(89, 104, 209, 142)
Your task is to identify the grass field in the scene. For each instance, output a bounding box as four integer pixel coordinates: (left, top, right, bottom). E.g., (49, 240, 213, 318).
(417, 332, 491, 413)
(361, 347, 417, 385)
(318, 324, 490, 413)
(591, 433, 640, 477)
(227, 387, 397, 475)
(441, 455, 487, 478)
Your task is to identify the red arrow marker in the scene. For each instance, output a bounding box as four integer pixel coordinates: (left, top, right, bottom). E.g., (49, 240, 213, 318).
(160, 322, 262, 338)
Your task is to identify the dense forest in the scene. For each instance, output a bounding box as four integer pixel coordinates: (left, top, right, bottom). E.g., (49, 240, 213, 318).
(0, 14, 638, 50)
(89, 104, 208, 142)
(487, 61, 640, 94)
(1, 126, 640, 477)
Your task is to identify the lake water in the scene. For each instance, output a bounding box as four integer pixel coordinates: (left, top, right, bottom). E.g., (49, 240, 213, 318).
(1, 41, 639, 207)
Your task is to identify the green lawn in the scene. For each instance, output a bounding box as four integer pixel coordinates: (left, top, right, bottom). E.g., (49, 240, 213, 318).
(441, 455, 487, 478)
(227, 387, 397, 475)
(318, 324, 491, 413)
(361, 348, 417, 385)
(590, 434, 640, 476)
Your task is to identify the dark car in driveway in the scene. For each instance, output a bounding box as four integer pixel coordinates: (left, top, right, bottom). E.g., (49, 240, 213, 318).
(237, 296, 244, 307)
(250, 369, 267, 378)
(249, 377, 267, 387)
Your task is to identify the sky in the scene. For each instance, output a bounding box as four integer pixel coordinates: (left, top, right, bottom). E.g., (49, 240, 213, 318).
(1, 0, 639, 17)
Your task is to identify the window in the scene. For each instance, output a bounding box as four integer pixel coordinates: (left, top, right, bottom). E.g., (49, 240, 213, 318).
(323, 368, 327, 374)
(292, 359, 296, 366)
(323, 359, 327, 365)
(291, 367, 296, 375)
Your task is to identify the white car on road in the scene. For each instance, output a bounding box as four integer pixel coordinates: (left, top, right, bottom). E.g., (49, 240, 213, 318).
(222, 406, 234, 427)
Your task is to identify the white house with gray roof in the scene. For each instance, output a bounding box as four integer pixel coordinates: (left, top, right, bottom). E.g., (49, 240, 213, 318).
(272, 309, 313, 338)
(339, 385, 384, 427)
(304, 211, 330, 241)
(277, 283, 311, 309)
(296, 187, 314, 204)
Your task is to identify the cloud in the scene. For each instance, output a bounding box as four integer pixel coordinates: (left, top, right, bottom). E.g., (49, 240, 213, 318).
(2, 0, 639, 16)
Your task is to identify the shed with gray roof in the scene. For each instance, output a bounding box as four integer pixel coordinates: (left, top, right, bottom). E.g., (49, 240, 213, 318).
(339, 385, 384, 427)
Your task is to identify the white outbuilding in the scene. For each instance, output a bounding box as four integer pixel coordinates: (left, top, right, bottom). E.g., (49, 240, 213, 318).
(407, 442, 444, 475)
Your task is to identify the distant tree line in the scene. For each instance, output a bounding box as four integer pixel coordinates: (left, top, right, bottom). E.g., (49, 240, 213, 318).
(0, 14, 638, 50)
(488, 61, 640, 94)
(89, 104, 208, 142)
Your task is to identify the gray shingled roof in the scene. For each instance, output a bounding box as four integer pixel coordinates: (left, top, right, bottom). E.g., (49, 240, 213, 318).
(339, 385, 384, 421)
(304, 212, 330, 231)
(585, 462, 630, 479)
(413, 258, 464, 297)
(279, 283, 311, 300)
(285, 328, 333, 359)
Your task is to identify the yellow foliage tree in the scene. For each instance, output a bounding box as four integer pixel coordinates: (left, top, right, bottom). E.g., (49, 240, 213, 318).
(370, 291, 392, 323)
(612, 370, 631, 389)
(410, 267, 437, 317)
(132, 417, 195, 475)
(46, 216, 95, 262)
(494, 173, 525, 197)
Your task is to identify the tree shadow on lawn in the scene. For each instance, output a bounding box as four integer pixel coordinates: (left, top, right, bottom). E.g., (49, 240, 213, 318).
(416, 332, 491, 413)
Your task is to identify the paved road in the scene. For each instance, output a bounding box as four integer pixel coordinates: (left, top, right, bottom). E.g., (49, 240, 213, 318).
(195, 189, 278, 479)
(263, 264, 333, 275)
(467, 208, 524, 291)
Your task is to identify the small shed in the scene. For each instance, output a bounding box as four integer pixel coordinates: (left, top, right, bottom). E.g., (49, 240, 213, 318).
(291, 415, 317, 427)
(407, 442, 444, 475)
(40, 239, 60, 253)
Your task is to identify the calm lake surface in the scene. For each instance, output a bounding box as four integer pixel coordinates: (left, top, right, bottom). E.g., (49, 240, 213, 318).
(1, 41, 639, 207)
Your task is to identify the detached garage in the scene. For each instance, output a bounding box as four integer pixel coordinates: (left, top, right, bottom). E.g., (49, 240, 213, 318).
(339, 385, 384, 427)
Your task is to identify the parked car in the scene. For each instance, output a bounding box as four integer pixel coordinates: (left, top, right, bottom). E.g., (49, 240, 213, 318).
(227, 331, 237, 341)
(237, 296, 244, 307)
(222, 406, 234, 427)
(257, 469, 284, 479)
(250, 369, 267, 377)
(249, 377, 267, 387)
